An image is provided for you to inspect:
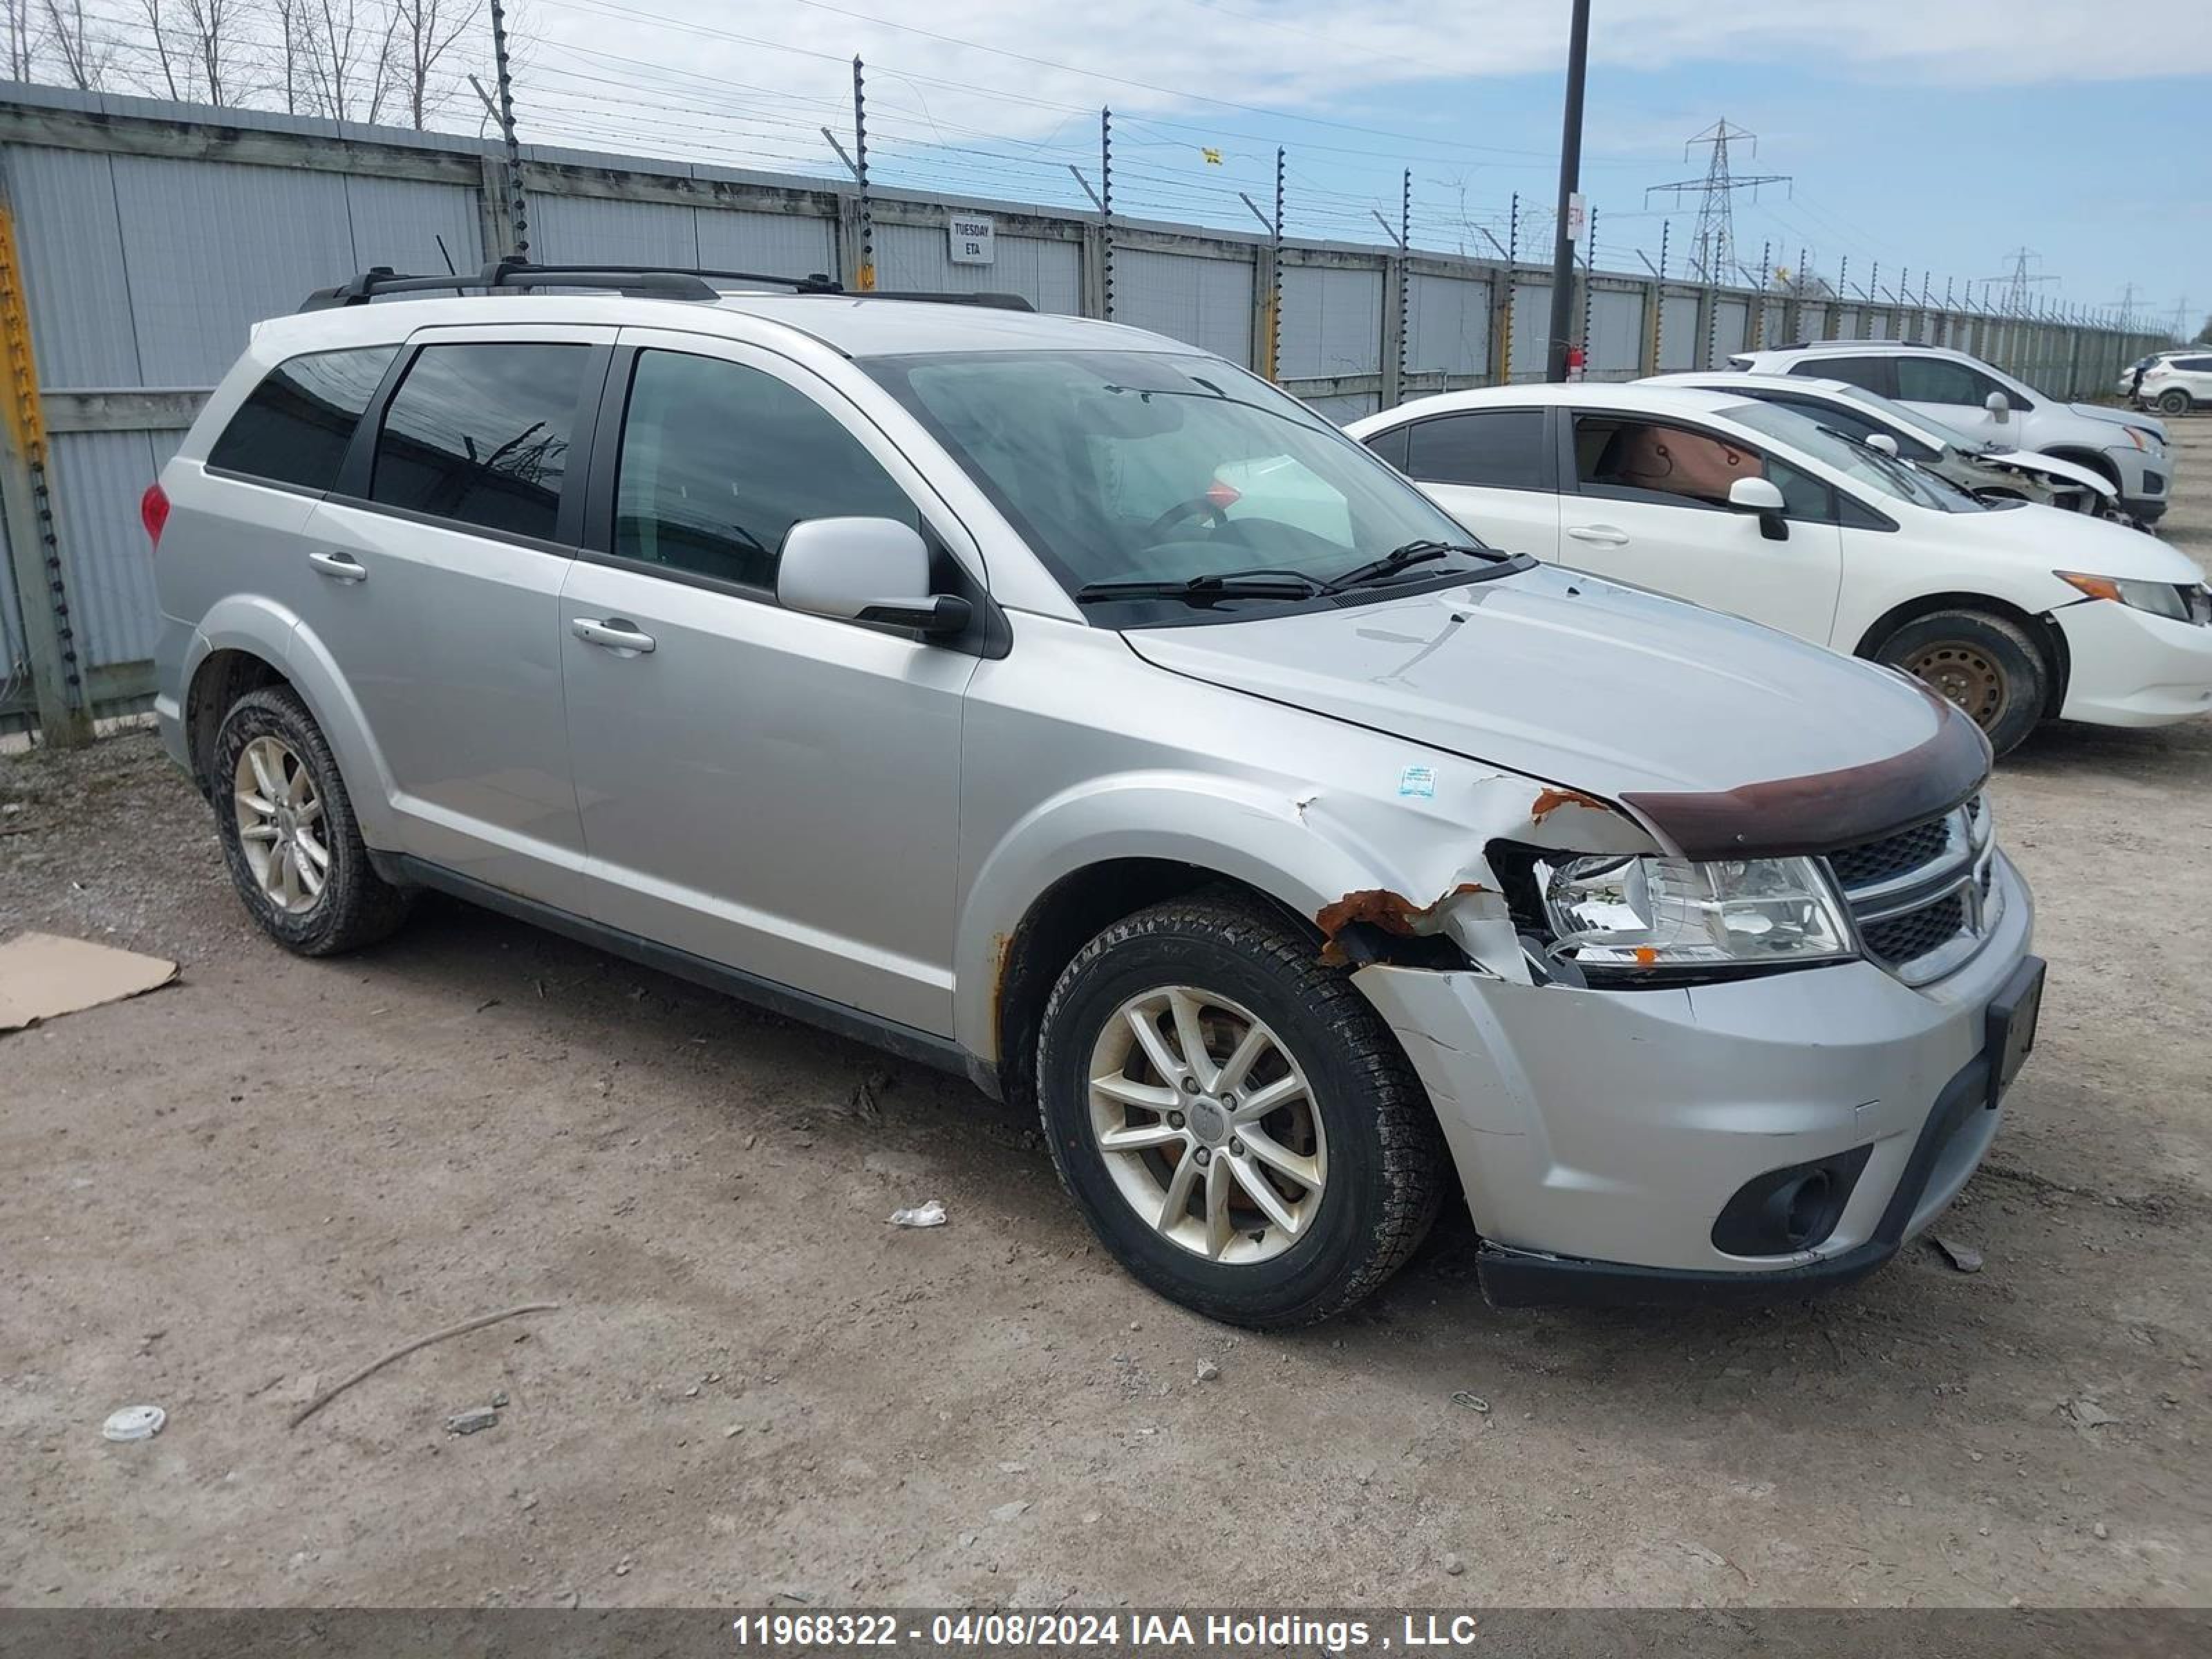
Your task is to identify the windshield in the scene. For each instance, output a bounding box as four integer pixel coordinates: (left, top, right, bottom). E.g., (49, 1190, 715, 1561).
(865, 349, 1495, 612)
(1716, 399, 1987, 513)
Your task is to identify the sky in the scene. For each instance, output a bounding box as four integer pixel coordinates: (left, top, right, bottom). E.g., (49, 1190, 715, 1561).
(518, 0, 2211, 335)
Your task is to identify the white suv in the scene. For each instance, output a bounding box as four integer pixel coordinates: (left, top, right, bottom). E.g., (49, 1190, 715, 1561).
(1732, 341, 2173, 527)
(2134, 351, 2212, 417)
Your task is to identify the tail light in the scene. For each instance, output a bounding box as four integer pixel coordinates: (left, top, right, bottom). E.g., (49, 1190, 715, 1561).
(140, 481, 169, 550)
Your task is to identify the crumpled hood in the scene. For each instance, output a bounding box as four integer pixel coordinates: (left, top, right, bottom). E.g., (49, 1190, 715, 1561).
(2067, 402, 2168, 444)
(1125, 565, 1986, 852)
(1985, 447, 2115, 498)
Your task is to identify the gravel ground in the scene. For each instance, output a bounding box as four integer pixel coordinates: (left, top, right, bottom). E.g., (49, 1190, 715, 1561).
(3, 423, 2209, 1610)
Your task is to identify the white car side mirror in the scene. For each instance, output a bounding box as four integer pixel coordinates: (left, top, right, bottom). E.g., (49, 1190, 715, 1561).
(1727, 475, 1790, 541)
(1865, 432, 1900, 458)
(778, 517, 971, 636)
(1984, 390, 2011, 422)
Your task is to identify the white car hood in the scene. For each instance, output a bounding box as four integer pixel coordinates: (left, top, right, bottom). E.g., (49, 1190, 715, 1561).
(2068, 402, 2167, 443)
(1985, 447, 2115, 498)
(1936, 500, 2204, 583)
(1124, 564, 1985, 855)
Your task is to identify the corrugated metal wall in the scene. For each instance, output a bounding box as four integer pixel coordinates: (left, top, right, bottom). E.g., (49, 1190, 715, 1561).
(1279, 265, 1382, 379)
(1657, 294, 1700, 371)
(1115, 248, 1253, 367)
(1586, 288, 1644, 379)
(877, 222, 1080, 314)
(1406, 274, 1490, 377)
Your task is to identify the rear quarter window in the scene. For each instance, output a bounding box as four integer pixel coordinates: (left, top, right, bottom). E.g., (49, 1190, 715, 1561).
(205, 345, 400, 491)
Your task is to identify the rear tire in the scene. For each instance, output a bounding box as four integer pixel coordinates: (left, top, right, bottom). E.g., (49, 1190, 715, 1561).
(1873, 608, 2049, 759)
(1035, 893, 1445, 1327)
(2156, 388, 2192, 416)
(212, 686, 412, 955)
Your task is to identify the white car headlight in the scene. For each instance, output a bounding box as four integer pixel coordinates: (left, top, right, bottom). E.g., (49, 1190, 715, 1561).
(1536, 854, 1855, 976)
(2056, 570, 2201, 624)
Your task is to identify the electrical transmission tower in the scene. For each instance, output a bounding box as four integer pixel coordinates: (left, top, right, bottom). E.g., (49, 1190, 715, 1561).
(1983, 248, 2056, 315)
(1644, 120, 1790, 285)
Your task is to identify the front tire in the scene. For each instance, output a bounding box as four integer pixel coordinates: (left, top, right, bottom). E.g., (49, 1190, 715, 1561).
(212, 686, 411, 955)
(1035, 894, 1445, 1327)
(1873, 608, 2049, 758)
(2156, 388, 2192, 416)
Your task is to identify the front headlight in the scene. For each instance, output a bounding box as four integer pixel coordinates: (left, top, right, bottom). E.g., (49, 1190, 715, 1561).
(2055, 570, 2197, 623)
(1535, 854, 1855, 977)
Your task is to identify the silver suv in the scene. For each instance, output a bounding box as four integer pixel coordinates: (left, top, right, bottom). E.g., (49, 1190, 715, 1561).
(149, 263, 2045, 1324)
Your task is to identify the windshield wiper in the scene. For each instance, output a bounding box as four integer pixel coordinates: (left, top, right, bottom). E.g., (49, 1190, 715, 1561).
(1075, 567, 1326, 606)
(1323, 539, 1507, 594)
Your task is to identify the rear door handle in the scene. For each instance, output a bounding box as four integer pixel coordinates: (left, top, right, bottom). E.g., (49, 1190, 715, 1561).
(1566, 525, 1629, 546)
(570, 617, 657, 655)
(307, 550, 367, 582)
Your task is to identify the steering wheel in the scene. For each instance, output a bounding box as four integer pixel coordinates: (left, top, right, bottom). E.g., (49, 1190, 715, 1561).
(1143, 494, 1232, 542)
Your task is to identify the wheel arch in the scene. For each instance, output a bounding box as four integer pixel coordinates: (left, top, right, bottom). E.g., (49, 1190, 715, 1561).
(1853, 590, 2070, 720)
(2041, 446, 2124, 491)
(184, 646, 291, 796)
(987, 856, 1320, 1114)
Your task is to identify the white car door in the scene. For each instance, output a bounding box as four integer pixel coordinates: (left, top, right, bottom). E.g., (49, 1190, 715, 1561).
(1371, 406, 1561, 561)
(1891, 355, 2030, 450)
(1556, 409, 1845, 644)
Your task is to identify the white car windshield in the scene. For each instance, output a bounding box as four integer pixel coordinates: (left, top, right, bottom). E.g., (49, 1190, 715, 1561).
(868, 349, 1513, 610)
(1717, 399, 1987, 513)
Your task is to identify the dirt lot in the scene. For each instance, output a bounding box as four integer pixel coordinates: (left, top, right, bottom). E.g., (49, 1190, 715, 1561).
(4, 425, 2211, 1611)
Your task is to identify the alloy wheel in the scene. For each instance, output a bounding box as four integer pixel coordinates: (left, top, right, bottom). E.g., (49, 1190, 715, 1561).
(232, 735, 329, 915)
(1085, 984, 1327, 1264)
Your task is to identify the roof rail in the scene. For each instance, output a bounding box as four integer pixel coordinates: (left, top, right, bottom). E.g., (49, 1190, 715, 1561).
(301, 259, 838, 310)
(300, 259, 1035, 313)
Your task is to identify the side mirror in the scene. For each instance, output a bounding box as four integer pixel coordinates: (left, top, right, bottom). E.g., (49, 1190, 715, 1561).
(778, 517, 971, 636)
(1983, 390, 2011, 422)
(1865, 432, 1900, 458)
(1727, 475, 1790, 541)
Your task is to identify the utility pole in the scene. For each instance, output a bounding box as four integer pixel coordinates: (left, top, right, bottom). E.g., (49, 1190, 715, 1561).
(487, 0, 527, 259)
(1543, 0, 1591, 382)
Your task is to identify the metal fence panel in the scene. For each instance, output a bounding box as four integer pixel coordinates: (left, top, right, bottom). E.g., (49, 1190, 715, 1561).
(344, 174, 487, 275)
(8, 145, 140, 387)
(1301, 390, 1378, 424)
(1280, 264, 1382, 379)
(877, 221, 1080, 313)
(527, 192, 696, 266)
(1798, 302, 1830, 341)
(109, 154, 359, 386)
(1114, 247, 1254, 366)
(1709, 297, 1750, 366)
(46, 429, 162, 669)
(693, 207, 837, 280)
(1586, 288, 1643, 378)
(1506, 280, 1550, 381)
(1657, 293, 1700, 370)
(1406, 273, 1490, 376)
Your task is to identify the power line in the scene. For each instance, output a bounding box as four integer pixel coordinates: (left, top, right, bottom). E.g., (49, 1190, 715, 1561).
(1643, 119, 1788, 287)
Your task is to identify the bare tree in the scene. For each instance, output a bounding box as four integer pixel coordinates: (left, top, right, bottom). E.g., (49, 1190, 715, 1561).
(42, 0, 117, 89)
(134, 0, 188, 99)
(5, 0, 39, 79)
(293, 0, 394, 122)
(180, 0, 243, 104)
(386, 0, 478, 130)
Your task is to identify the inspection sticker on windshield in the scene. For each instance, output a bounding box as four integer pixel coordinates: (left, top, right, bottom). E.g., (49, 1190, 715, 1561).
(1398, 765, 1437, 798)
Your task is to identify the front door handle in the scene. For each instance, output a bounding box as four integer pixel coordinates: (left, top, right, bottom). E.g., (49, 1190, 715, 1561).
(307, 550, 367, 582)
(571, 617, 657, 655)
(1566, 525, 1630, 546)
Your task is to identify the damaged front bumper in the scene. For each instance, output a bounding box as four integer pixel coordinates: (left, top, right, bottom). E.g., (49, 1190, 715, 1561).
(1353, 853, 2038, 1306)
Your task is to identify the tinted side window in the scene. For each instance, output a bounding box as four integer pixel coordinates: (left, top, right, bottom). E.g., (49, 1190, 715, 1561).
(1572, 415, 1761, 509)
(1895, 357, 2007, 409)
(207, 345, 398, 491)
(1799, 356, 1894, 397)
(371, 343, 588, 541)
(1767, 455, 1834, 522)
(2180, 356, 2212, 373)
(1405, 410, 1549, 490)
(1362, 423, 1409, 471)
(614, 350, 916, 590)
